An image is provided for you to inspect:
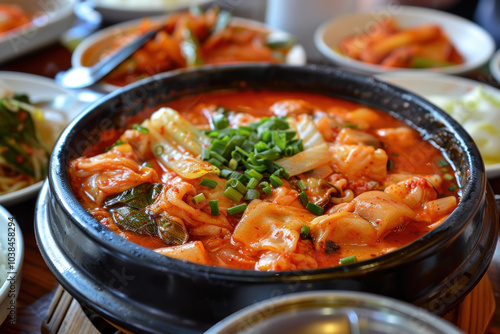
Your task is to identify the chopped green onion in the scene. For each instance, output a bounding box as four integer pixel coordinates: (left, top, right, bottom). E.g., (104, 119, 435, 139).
(244, 189, 261, 201)
(229, 158, 238, 170)
(207, 130, 219, 138)
(247, 177, 258, 189)
(306, 202, 324, 215)
(391, 152, 399, 157)
(104, 139, 125, 152)
(297, 179, 307, 191)
(132, 124, 149, 134)
(259, 181, 270, 189)
(262, 185, 272, 197)
(224, 187, 243, 203)
(201, 148, 210, 161)
(298, 191, 308, 206)
(256, 148, 281, 161)
(212, 114, 229, 130)
(227, 203, 247, 216)
(231, 171, 249, 183)
(255, 141, 269, 152)
(199, 177, 218, 189)
(210, 151, 228, 164)
(269, 174, 284, 188)
(154, 144, 164, 156)
(448, 185, 458, 192)
(300, 225, 310, 240)
(229, 178, 248, 194)
(443, 173, 454, 181)
(220, 168, 233, 178)
(141, 162, 152, 168)
(340, 255, 357, 265)
(210, 139, 227, 154)
(441, 167, 448, 173)
(208, 158, 223, 169)
(245, 169, 263, 181)
(284, 146, 295, 156)
(193, 193, 206, 204)
(436, 159, 448, 167)
(272, 131, 287, 151)
(209, 200, 219, 216)
(261, 131, 271, 142)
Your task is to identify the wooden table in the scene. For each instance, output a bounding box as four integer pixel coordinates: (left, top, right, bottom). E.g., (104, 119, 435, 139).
(0, 37, 500, 333)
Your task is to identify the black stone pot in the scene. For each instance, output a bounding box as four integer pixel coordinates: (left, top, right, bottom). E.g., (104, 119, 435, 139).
(35, 65, 498, 334)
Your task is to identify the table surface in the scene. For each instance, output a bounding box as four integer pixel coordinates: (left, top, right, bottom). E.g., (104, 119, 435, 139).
(0, 13, 500, 334)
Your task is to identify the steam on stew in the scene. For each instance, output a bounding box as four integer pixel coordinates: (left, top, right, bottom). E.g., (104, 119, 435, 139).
(69, 91, 459, 271)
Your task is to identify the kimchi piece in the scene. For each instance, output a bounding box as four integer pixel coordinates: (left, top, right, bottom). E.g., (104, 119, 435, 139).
(338, 18, 464, 69)
(100, 7, 296, 87)
(69, 91, 460, 271)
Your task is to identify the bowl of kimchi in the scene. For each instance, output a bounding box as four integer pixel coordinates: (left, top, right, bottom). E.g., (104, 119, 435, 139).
(36, 64, 498, 333)
(72, 6, 306, 92)
(314, 6, 495, 75)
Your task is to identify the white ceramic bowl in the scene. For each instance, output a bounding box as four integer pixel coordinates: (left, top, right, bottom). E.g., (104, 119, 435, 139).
(0, 205, 24, 326)
(0, 71, 84, 206)
(315, 6, 495, 75)
(72, 15, 307, 92)
(0, 0, 76, 64)
(88, 0, 212, 23)
(376, 71, 500, 178)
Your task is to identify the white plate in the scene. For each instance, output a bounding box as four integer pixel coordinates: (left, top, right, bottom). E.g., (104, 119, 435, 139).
(89, 0, 212, 23)
(0, 0, 76, 64)
(0, 72, 84, 206)
(315, 6, 495, 75)
(490, 48, 500, 85)
(376, 71, 500, 178)
(72, 15, 307, 92)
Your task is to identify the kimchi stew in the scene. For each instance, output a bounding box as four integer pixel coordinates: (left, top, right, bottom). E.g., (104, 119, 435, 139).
(69, 90, 459, 271)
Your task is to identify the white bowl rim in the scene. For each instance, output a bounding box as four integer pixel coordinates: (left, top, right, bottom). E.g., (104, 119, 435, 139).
(314, 5, 496, 75)
(90, 0, 212, 12)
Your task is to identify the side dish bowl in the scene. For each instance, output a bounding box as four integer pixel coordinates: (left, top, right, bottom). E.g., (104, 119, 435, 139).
(314, 6, 495, 75)
(72, 14, 306, 92)
(36, 65, 497, 333)
(0, 0, 76, 64)
(0, 71, 83, 206)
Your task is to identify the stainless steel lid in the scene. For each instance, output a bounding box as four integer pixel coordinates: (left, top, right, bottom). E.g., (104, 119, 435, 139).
(206, 291, 464, 334)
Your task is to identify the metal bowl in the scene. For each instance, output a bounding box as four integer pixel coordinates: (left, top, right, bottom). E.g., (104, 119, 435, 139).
(206, 290, 464, 334)
(35, 64, 498, 333)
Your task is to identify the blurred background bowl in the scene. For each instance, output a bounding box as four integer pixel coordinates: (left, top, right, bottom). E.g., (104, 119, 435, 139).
(0, 0, 76, 64)
(206, 291, 464, 334)
(314, 6, 495, 75)
(72, 15, 306, 92)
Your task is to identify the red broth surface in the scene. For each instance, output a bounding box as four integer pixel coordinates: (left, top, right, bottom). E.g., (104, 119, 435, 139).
(69, 90, 459, 270)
